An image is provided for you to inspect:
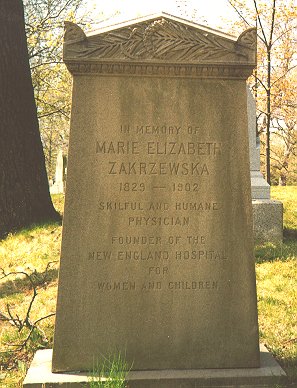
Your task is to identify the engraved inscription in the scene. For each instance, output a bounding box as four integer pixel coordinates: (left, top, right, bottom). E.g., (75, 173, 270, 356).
(96, 141, 140, 154)
(97, 280, 220, 292)
(128, 216, 190, 226)
(148, 267, 169, 275)
(175, 202, 220, 211)
(108, 161, 210, 176)
(98, 281, 136, 291)
(96, 140, 222, 155)
(176, 251, 228, 260)
(117, 251, 169, 260)
(89, 251, 111, 260)
(119, 183, 145, 192)
(98, 202, 219, 211)
(147, 142, 221, 155)
(111, 236, 162, 245)
(136, 125, 181, 135)
(168, 281, 218, 290)
(99, 202, 144, 211)
(91, 122, 227, 292)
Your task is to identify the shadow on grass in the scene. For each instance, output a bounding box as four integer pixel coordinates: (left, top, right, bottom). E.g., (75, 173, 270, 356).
(284, 228, 297, 240)
(0, 217, 62, 242)
(255, 229, 297, 264)
(18, 219, 62, 237)
(278, 356, 297, 385)
(0, 267, 58, 299)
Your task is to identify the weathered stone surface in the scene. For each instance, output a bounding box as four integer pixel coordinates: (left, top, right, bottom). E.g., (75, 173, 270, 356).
(251, 171, 270, 200)
(252, 200, 283, 243)
(63, 12, 256, 79)
(247, 87, 270, 200)
(23, 346, 287, 387)
(246, 87, 283, 243)
(52, 14, 260, 373)
(50, 150, 66, 194)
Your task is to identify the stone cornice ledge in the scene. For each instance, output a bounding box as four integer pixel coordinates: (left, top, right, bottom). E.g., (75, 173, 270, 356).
(63, 15, 256, 79)
(65, 61, 255, 79)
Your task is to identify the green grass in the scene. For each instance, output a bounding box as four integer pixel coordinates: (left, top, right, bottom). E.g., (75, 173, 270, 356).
(88, 352, 131, 388)
(255, 186, 297, 384)
(0, 195, 63, 386)
(271, 186, 297, 234)
(0, 189, 296, 387)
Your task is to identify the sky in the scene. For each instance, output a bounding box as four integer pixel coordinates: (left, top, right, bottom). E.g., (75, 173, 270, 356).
(87, 0, 241, 30)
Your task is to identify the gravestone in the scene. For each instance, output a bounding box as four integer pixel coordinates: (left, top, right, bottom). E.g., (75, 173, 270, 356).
(53, 14, 260, 372)
(50, 149, 66, 194)
(247, 87, 270, 200)
(24, 13, 286, 387)
(247, 88, 283, 243)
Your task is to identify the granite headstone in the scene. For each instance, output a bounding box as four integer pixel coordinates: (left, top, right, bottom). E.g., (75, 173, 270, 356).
(247, 88, 283, 242)
(52, 14, 260, 372)
(50, 149, 66, 194)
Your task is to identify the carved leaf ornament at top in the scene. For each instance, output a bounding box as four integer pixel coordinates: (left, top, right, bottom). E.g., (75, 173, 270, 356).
(65, 19, 251, 62)
(143, 19, 242, 61)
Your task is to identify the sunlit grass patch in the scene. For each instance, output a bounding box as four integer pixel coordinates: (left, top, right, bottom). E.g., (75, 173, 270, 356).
(256, 256, 297, 382)
(0, 224, 61, 271)
(0, 196, 62, 387)
(271, 186, 297, 234)
(0, 194, 64, 273)
(255, 240, 297, 263)
(254, 187, 297, 382)
(51, 194, 65, 215)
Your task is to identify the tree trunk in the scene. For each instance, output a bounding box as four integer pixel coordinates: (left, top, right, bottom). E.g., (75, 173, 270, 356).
(279, 150, 289, 186)
(279, 174, 287, 186)
(266, 49, 271, 185)
(0, 0, 60, 239)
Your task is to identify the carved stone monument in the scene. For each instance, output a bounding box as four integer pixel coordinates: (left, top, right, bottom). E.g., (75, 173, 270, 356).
(50, 149, 66, 194)
(23, 13, 286, 387)
(247, 88, 283, 243)
(247, 88, 270, 201)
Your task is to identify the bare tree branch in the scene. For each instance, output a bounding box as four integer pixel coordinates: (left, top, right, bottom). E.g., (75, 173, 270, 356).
(271, 65, 297, 87)
(253, 0, 268, 47)
(0, 264, 58, 351)
(268, 0, 277, 49)
(227, 0, 252, 27)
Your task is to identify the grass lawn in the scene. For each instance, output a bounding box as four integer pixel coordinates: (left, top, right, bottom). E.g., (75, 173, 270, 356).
(0, 188, 296, 386)
(255, 186, 297, 384)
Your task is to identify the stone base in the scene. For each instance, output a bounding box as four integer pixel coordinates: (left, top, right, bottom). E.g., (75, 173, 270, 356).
(23, 345, 286, 388)
(251, 171, 271, 200)
(252, 200, 283, 243)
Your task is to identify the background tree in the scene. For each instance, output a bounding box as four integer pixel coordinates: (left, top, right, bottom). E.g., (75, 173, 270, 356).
(23, 0, 112, 179)
(270, 67, 297, 185)
(23, 0, 88, 179)
(0, 0, 60, 239)
(227, 0, 297, 185)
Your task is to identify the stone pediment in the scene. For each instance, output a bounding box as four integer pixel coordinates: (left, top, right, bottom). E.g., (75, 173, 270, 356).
(64, 12, 256, 78)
